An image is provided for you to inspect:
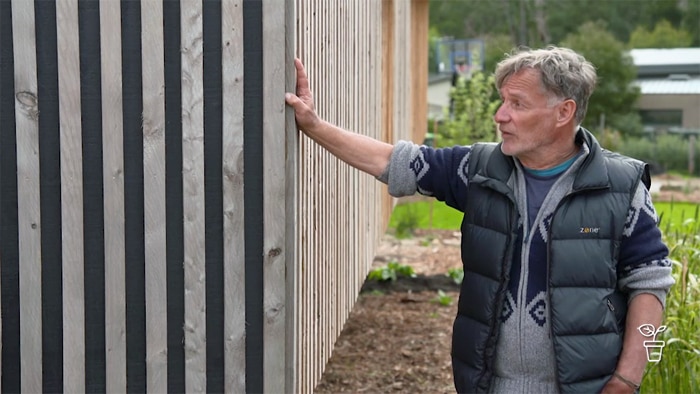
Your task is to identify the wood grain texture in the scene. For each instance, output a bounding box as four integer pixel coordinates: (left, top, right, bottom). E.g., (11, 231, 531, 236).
(181, 1, 207, 391)
(221, 0, 246, 392)
(99, 1, 127, 391)
(411, 0, 429, 144)
(284, 0, 298, 390)
(100, 1, 126, 392)
(262, 0, 290, 392)
(56, 1, 86, 391)
(11, 1, 43, 391)
(140, 1, 168, 391)
(289, 0, 421, 391)
(4, 1, 425, 391)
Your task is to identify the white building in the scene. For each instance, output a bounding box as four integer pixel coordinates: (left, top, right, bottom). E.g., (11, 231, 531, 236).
(631, 48, 700, 131)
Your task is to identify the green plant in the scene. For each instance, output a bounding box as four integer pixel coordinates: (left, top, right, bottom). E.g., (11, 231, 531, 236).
(629, 19, 694, 48)
(447, 267, 464, 285)
(389, 200, 463, 231)
(420, 235, 435, 247)
(394, 206, 421, 239)
(367, 261, 416, 282)
(619, 134, 700, 175)
(433, 290, 453, 307)
(560, 21, 641, 136)
(439, 71, 500, 147)
(642, 201, 700, 392)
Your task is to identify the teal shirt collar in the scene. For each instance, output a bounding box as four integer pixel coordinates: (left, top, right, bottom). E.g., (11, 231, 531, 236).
(523, 153, 579, 177)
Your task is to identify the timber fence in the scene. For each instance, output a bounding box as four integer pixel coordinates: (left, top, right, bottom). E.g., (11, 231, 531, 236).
(0, 0, 427, 392)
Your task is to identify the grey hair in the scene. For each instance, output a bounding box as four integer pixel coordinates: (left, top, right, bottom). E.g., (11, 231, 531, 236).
(494, 46, 597, 125)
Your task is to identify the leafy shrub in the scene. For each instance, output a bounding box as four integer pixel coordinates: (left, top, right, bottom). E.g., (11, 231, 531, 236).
(594, 128, 624, 152)
(618, 134, 700, 175)
(394, 206, 421, 239)
(447, 267, 464, 285)
(432, 290, 453, 307)
(439, 71, 500, 147)
(367, 261, 416, 282)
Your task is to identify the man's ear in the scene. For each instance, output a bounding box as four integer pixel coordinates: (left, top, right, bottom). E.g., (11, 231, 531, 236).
(556, 99, 577, 126)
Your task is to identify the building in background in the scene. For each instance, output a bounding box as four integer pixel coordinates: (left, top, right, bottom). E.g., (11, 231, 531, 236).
(631, 48, 700, 132)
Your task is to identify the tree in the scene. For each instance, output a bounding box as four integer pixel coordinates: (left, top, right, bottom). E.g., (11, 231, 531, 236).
(429, 0, 694, 49)
(560, 21, 641, 136)
(630, 19, 694, 48)
(428, 26, 442, 74)
(439, 72, 500, 147)
(484, 34, 516, 73)
(681, 0, 700, 46)
(430, 1, 510, 40)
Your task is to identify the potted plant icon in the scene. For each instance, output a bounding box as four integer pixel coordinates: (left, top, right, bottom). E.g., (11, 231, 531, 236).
(638, 324, 667, 362)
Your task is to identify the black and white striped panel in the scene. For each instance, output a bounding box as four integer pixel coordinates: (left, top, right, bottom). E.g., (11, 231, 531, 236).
(0, 0, 263, 392)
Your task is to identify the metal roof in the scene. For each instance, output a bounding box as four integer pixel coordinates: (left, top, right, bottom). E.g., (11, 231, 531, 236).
(634, 77, 700, 94)
(630, 48, 700, 66)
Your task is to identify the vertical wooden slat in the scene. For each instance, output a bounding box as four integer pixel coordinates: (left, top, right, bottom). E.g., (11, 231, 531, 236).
(303, 2, 310, 388)
(412, 0, 429, 143)
(308, 3, 316, 382)
(100, 0, 126, 391)
(11, 0, 42, 391)
(140, 1, 167, 391)
(5, 1, 426, 393)
(56, 0, 85, 391)
(325, 0, 332, 373)
(262, 0, 288, 392)
(181, 1, 206, 391)
(221, 0, 245, 392)
(341, 0, 347, 321)
(297, 2, 306, 388)
(284, 0, 298, 390)
(287, 1, 424, 391)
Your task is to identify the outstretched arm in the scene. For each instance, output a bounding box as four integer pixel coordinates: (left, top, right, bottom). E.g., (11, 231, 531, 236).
(285, 58, 393, 178)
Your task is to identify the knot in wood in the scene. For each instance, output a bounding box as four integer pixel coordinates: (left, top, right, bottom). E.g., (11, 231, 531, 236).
(267, 247, 282, 258)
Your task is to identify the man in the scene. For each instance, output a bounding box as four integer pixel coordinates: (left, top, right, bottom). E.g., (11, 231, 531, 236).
(285, 46, 674, 393)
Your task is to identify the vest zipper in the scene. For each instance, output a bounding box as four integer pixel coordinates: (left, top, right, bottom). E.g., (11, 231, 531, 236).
(546, 205, 559, 391)
(476, 206, 517, 391)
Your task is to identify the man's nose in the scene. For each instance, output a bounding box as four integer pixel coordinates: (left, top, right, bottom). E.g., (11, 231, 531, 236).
(494, 104, 508, 123)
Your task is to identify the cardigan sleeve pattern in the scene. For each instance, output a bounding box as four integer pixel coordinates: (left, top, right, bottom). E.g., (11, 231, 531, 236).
(377, 140, 472, 212)
(618, 182, 675, 306)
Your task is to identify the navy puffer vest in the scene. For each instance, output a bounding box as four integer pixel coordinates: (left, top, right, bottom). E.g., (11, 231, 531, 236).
(451, 129, 648, 393)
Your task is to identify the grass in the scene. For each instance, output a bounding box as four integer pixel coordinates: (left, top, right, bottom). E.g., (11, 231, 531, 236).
(389, 200, 700, 233)
(389, 200, 462, 231)
(656, 202, 700, 232)
(642, 201, 699, 393)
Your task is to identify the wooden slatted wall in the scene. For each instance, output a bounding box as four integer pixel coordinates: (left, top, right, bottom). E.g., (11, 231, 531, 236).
(0, 0, 426, 393)
(293, 0, 423, 392)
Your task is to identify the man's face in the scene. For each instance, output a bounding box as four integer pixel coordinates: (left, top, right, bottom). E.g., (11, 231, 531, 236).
(494, 68, 565, 167)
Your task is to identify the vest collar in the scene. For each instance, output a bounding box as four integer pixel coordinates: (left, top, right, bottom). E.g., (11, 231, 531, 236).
(570, 127, 610, 192)
(478, 127, 611, 193)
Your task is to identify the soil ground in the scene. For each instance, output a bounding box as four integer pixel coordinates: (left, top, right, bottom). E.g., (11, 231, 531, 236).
(315, 174, 700, 393)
